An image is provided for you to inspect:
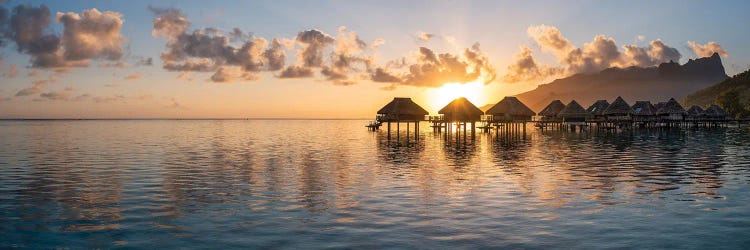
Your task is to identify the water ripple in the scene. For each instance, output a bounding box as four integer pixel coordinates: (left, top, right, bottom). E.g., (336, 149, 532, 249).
(0, 120, 749, 248)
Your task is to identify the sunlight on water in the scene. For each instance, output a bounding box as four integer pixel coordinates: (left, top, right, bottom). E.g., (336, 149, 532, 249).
(0, 120, 749, 248)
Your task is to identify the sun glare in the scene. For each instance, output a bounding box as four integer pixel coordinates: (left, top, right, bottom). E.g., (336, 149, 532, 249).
(426, 80, 486, 113)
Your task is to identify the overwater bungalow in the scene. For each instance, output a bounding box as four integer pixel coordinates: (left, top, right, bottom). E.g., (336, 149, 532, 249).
(686, 105, 705, 122)
(485, 96, 535, 139)
(705, 104, 729, 121)
(485, 97, 536, 122)
(438, 97, 484, 141)
(438, 97, 484, 122)
(654, 102, 666, 113)
(558, 100, 588, 129)
(376, 97, 429, 140)
(603, 96, 634, 122)
(586, 100, 610, 122)
(538, 100, 565, 122)
(632, 101, 657, 126)
(656, 98, 687, 122)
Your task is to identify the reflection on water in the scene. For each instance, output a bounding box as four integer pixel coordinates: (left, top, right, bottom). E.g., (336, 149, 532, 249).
(1, 120, 749, 248)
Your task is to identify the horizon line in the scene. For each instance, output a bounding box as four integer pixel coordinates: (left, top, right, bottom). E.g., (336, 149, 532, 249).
(0, 117, 373, 121)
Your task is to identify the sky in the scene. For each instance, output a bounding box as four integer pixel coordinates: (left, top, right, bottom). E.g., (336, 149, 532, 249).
(0, 0, 749, 119)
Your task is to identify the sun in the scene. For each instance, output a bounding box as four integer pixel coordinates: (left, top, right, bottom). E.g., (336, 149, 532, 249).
(426, 79, 487, 113)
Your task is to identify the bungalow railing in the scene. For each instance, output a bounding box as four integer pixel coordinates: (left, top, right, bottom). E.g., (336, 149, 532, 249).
(427, 115, 444, 122)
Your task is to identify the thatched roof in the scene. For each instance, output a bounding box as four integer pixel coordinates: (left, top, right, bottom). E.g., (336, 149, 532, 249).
(603, 96, 633, 116)
(558, 100, 588, 118)
(704, 104, 728, 118)
(656, 98, 686, 115)
(538, 100, 565, 116)
(586, 100, 610, 116)
(486, 96, 536, 116)
(479, 104, 494, 113)
(438, 97, 484, 121)
(686, 105, 705, 117)
(632, 101, 656, 116)
(377, 97, 428, 116)
(654, 102, 666, 112)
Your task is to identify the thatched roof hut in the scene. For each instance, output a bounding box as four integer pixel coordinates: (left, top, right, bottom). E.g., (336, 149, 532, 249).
(603, 96, 633, 116)
(655, 98, 687, 116)
(485, 96, 536, 121)
(704, 104, 729, 120)
(632, 101, 656, 116)
(654, 102, 666, 112)
(377, 97, 428, 122)
(586, 100, 610, 116)
(558, 100, 588, 119)
(538, 100, 565, 117)
(438, 97, 484, 122)
(686, 105, 705, 118)
(558, 100, 588, 124)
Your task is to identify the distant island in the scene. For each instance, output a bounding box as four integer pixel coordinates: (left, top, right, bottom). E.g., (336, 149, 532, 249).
(685, 69, 750, 119)
(513, 53, 729, 113)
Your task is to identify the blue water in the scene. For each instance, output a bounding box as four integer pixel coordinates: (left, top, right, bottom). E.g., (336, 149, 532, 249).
(0, 120, 749, 248)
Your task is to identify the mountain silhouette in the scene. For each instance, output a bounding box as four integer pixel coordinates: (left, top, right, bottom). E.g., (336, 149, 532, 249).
(515, 53, 728, 113)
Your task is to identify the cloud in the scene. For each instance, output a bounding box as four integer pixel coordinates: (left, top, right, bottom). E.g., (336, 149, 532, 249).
(315, 26, 373, 85)
(278, 65, 313, 78)
(620, 39, 681, 67)
(295, 29, 335, 67)
(503, 45, 564, 83)
(564, 35, 621, 73)
(527, 25, 574, 58)
(147, 7, 491, 88)
(688, 41, 729, 58)
(150, 7, 288, 82)
(390, 44, 496, 88)
(370, 38, 385, 49)
(210, 66, 258, 82)
(135, 57, 153, 66)
(9, 4, 63, 68)
(149, 6, 189, 40)
(177, 71, 193, 81)
(370, 67, 401, 83)
(15, 79, 48, 96)
(5, 4, 125, 70)
(275, 27, 373, 83)
(0, 6, 8, 48)
(52, 93, 133, 103)
(416, 31, 435, 41)
(56, 8, 124, 61)
(367, 43, 497, 89)
(39, 90, 70, 100)
(99, 61, 127, 68)
(264, 38, 286, 71)
(92, 94, 126, 103)
(506, 25, 683, 83)
(176, 71, 194, 81)
(124, 73, 143, 80)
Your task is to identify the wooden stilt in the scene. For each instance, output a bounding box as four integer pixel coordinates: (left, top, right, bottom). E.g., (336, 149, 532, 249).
(396, 121, 400, 142)
(387, 122, 391, 140)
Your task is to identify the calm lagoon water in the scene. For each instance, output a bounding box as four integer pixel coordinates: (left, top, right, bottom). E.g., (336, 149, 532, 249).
(1, 120, 749, 248)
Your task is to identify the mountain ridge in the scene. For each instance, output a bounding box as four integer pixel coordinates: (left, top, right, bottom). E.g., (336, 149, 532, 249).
(514, 53, 728, 113)
(684, 68, 750, 118)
